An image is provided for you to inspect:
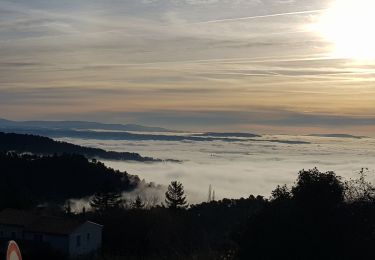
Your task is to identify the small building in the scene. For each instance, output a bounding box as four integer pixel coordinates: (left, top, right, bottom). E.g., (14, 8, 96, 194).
(0, 209, 102, 257)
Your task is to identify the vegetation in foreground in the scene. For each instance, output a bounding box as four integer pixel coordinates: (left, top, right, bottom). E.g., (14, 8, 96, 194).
(0, 152, 139, 207)
(77, 168, 375, 260)
(1, 151, 375, 259)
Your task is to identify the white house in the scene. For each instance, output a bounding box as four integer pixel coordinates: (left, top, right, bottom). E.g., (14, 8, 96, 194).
(0, 209, 102, 257)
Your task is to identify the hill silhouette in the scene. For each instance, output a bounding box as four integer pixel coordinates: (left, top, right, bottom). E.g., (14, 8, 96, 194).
(0, 152, 139, 208)
(0, 118, 172, 132)
(0, 132, 162, 162)
(308, 133, 365, 139)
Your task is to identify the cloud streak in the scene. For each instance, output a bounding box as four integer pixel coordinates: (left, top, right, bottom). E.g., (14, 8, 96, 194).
(0, 0, 374, 132)
(195, 9, 324, 24)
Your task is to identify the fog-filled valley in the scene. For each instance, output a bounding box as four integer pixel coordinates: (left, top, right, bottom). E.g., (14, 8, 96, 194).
(1, 129, 375, 259)
(2, 0, 375, 257)
(59, 131, 375, 203)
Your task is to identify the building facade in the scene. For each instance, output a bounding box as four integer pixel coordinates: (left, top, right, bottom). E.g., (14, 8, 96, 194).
(0, 209, 102, 257)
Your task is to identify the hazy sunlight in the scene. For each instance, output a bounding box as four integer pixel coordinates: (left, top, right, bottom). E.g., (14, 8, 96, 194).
(318, 0, 375, 60)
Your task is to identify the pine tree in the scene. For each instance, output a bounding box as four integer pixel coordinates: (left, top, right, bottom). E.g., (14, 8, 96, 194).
(64, 200, 72, 214)
(131, 195, 145, 209)
(89, 190, 122, 212)
(165, 181, 188, 209)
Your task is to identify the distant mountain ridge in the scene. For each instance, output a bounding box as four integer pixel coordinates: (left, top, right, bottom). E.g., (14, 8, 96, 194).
(197, 132, 261, 138)
(0, 118, 171, 132)
(308, 134, 365, 139)
(0, 128, 248, 142)
(0, 118, 312, 145)
(0, 132, 166, 162)
(0, 128, 311, 145)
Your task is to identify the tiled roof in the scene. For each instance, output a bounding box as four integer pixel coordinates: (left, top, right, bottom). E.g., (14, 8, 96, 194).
(24, 215, 83, 235)
(0, 209, 87, 235)
(0, 209, 38, 227)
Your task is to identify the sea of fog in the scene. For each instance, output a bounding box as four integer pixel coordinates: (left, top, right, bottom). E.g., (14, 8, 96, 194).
(58, 133, 375, 204)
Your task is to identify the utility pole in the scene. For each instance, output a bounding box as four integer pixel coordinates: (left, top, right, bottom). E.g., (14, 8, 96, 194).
(208, 184, 212, 202)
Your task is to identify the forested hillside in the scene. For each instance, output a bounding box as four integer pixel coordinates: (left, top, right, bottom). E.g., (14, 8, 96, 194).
(1, 154, 375, 260)
(0, 132, 159, 161)
(0, 152, 139, 209)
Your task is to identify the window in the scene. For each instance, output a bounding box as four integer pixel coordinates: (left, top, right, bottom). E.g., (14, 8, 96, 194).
(11, 232, 16, 238)
(87, 233, 90, 242)
(76, 235, 81, 247)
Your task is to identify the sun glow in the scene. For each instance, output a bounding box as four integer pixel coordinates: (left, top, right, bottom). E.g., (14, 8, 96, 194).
(317, 0, 375, 60)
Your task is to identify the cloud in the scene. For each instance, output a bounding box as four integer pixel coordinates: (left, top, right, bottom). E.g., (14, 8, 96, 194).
(61, 135, 375, 203)
(0, 0, 374, 132)
(195, 9, 323, 24)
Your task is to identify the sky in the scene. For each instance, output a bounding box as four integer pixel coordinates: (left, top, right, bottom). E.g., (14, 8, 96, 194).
(1, 0, 375, 134)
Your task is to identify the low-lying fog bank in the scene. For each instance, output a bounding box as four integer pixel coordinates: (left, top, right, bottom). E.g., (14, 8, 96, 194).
(59, 134, 375, 203)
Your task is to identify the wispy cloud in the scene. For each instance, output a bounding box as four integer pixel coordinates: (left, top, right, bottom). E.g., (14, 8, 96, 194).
(0, 0, 374, 132)
(195, 9, 324, 24)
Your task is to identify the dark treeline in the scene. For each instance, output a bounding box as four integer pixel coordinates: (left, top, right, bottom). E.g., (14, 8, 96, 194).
(237, 168, 375, 260)
(2, 148, 375, 259)
(0, 152, 139, 208)
(0, 132, 160, 162)
(85, 196, 265, 260)
(81, 168, 375, 260)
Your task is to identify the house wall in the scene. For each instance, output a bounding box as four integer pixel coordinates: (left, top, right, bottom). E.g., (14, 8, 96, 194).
(0, 225, 24, 240)
(68, 222, 102, 257)
(24, 232, 69, 254)
(0, 221, 103, 257)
